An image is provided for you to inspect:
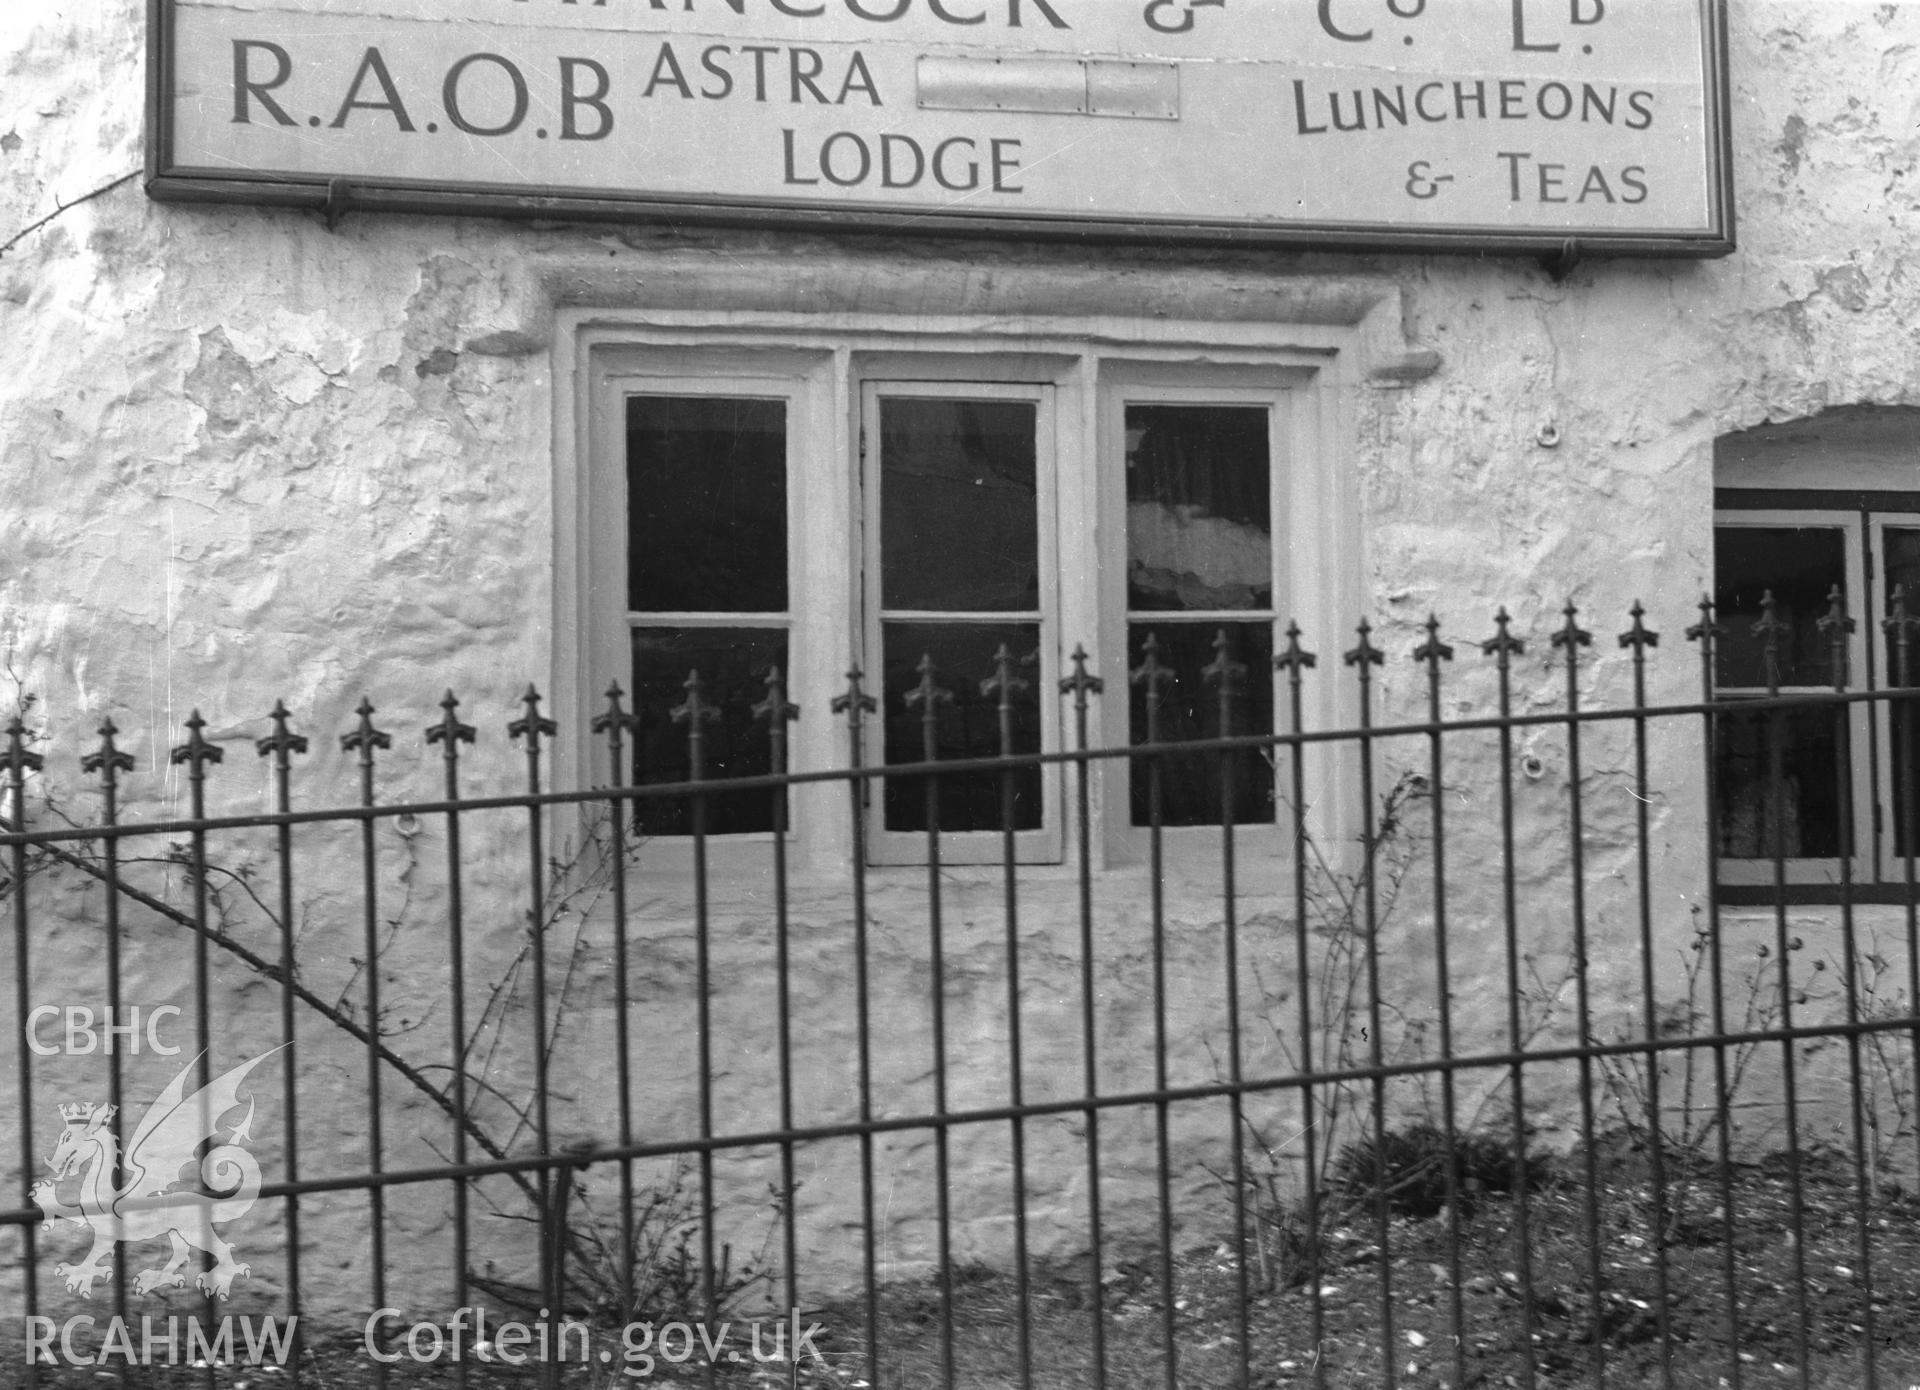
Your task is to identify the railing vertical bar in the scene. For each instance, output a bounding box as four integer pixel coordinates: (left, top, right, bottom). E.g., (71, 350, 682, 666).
(1619, 606, 1676, 1387)
(1885, 590, 1920, 1198)
(258, 703, 309, 1387)
(908, 654, 958, 1390)
(1552, 606, 1607, 1387)
(1277, 624, 1324, 1390)
(1343, 621, 1394, 1389)
(171, 712, 224, 1390)
(667, 675, 717, 1390)
(987, 645, 1035, 1390)
(1687, 597, 1744, 1390)
(340, 700, 390, 1390)
(1131, 633, 1179, 1390)
(8, 716, 43, 1390)
(80, 722, 133, 1390)
(594, 688, 640, 1319)
(172, 710, 220, 1382)
(1062, 647, 1108, 1390)
(427, 693, 476, 1386)
(509, 686, 561, 1390)
(1820, 589, 1878, 1386)
(100, 725, 130, 1390)
(1483, 610, 1539, 1390)
(1414, 618, 1465, 1390)
(752, 671, 801, 1317)
(1754, 593, 1813, 1385)
(1203, 631, 1252, 1390)
(832, 669, 882, 1390)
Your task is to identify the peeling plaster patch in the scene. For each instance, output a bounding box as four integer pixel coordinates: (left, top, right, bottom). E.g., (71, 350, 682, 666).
(0, 130, 18, 154)
(416, 347, 458, 378)
(184, 329, 257, 437)
(1777, 113, 1809, 176)
(265, 354, 330, 406)
(1818, 262, 1872, 312)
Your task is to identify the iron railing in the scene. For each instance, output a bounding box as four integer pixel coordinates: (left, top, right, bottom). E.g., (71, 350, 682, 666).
(5, 593, 1920, 1388)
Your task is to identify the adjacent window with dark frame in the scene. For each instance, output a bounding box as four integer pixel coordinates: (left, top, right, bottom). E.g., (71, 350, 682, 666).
(1712, 491, 1920, 893)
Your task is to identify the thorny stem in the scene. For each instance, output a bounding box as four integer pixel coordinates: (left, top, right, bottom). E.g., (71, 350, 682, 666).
(0, 172, 140, 261)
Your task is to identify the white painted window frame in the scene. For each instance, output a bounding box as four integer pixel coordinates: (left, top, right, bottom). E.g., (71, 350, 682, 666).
(860, 377, 1064, 866)
(1097, 367, 1313, 860)
(555, 313, 1361, 876)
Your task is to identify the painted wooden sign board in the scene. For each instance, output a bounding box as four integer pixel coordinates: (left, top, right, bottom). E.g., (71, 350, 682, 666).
(146, 0, 1734, 256)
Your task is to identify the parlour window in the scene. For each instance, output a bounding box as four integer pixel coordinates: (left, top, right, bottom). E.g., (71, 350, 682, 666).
(568, 330, 1349, 870)
(1713, 406, 1920, 897)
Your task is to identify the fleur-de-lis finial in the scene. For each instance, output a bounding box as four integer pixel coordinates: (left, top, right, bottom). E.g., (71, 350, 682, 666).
(1551, 601, 1592, 655)
(82, 718, 136, 780)
(1205, 625, 1251, 687)
(1344, 618, 1384, 671)
(1275, 621, 1318, 676)
(429, 690, 477, 749)
(1132, 632, 1176, 744)
(752, 667, 800, 728)
(906, 653, 953, 760)
(1131, 632, 1174, 695)
(592, 681, 637, 740)
(510, 684, 559, 746)
(340, 698, 392, 756)
(905, 653, 954, 714)
(832, 667, 878, 722)
(1618, 601, 1660, 654)
(1686, 593, 1724, 645)
(1885, 586, 1920, 686)
(1480, 607, 1526, 660)
(5, 716, 44, 780)
(1413, 613, 1454, 667)
(1817, 585, 1854, 689)
(981, 643, 1033, 705)
(1059, 644, 1105, 702)
(256, 699, 310, 761)
(169, 709, 226, 774)
(1204, 628, 1248, 694)
(1203, 628, 1247, 738)
(1752, 591, 1789, 693)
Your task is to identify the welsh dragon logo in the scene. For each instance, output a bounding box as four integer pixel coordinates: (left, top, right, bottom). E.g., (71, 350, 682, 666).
(30, 1048, 283, 1300)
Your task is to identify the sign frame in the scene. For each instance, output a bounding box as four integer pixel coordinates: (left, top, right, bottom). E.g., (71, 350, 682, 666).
(143, 0, 1735, 259)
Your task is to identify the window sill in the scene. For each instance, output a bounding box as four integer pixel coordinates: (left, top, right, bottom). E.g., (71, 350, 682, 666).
(1716, 882, 1920, 907)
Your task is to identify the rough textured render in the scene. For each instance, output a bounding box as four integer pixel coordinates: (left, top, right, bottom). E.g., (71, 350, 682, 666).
(2, 0, 1918, 1317)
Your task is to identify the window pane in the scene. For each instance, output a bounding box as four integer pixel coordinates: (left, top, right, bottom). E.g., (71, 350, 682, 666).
(1713, 526, 1846, 688)
(1129, 623, 1276, 827)
(1884, 528, 1920, 855)
(1713, 702, 1848, 859)
(628, 396, 787, 613)
(881, 621, 1042, 834)
(629, 627, 788, 836)
(880, 398, 1038, 613)
(1126, 405, 1272, 613)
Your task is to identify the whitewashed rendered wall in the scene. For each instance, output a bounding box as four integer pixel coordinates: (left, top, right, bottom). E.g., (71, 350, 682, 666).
(2, 0, 1918, 1328)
